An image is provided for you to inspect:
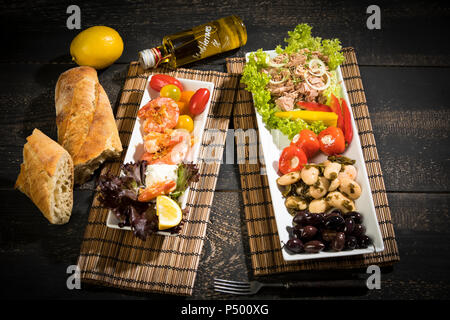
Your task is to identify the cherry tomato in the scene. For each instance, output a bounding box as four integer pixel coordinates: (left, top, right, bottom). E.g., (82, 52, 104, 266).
(179, 90, 195, 104)
(291, 129, 320, 159)
(176, 101, 191, 115)
(189, 88, 210, 115)
(317, 127, 346, 156)
(278, 145, 308, 175)
(175, 115, 194, 132)
(160, 84, 181, 101)
(149, 74, 183, 92)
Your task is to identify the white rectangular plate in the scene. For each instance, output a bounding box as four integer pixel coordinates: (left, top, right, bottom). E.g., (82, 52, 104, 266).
(246, 50, 384, 261)
(106, 75, 215, 235)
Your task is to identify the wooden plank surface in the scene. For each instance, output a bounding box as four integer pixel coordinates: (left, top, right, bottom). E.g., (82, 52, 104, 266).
(1, 1, 449, 66)
(2, 191, 449, 299)
(0, 0, 449, 300)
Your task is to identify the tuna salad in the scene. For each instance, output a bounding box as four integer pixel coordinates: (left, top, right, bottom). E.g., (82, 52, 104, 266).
(242, 24, 345, 139)
(263, 49, 331, 111)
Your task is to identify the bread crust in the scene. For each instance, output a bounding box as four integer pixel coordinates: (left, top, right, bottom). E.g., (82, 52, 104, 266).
(55, 66, 122, 183)
(15, 129, 74, 224)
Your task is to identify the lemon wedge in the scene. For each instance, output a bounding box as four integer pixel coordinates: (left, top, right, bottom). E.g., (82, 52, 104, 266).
(156, 195, 182, 230)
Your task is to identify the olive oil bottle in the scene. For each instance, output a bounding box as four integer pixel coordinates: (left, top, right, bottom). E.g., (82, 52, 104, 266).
(139, 15, 247, 69)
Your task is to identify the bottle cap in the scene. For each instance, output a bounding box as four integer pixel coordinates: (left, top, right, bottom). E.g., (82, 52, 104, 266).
(138, 48, 162, 69)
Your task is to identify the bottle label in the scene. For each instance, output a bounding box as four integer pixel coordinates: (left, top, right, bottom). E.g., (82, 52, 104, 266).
(193, 25, 222, 59)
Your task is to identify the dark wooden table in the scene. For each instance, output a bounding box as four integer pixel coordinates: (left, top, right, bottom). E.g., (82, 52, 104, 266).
(1, 0, 449, 300)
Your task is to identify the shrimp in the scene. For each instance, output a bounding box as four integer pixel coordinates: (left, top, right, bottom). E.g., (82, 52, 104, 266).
(143, 130, 182, 154)
(137, 180, 176, 202)
(138, 97, 179, 133)
(141, 129, 191, 165)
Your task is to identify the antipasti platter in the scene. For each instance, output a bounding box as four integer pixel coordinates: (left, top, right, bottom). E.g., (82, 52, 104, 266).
(242, 24, 385, 261)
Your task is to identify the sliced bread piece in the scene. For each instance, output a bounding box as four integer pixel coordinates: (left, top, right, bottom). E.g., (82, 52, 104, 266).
(15, 129, 74, 224)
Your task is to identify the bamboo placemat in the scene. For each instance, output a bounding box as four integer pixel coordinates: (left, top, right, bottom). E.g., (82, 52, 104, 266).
(77, 62, 238, 295)
(226, 48, 400, 276)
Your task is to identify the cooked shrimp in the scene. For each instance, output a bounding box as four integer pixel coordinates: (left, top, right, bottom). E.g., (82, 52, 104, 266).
(143, 130, 182, 154)
(141, 129, 191, 165)
(138, 97, 179, 133)
(137, 180, 176, 202)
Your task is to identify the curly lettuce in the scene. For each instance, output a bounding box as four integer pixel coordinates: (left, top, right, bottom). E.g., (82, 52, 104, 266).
(275, 24, 344, 70)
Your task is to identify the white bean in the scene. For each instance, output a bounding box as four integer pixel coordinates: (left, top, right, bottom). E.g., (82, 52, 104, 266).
(325, 191, 356, 213)
(328, 177, 340, 192)
(339, 177, 362, 200)
(309, 177, 330, 199)
(324, 162, 342, 180)
(341, 165, 357, 180)
(309, 198, 328, 213)
(301, 166, 320, 185)
(277, 171, 301, 186)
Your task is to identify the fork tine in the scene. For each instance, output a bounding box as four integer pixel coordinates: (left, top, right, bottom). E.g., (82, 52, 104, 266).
(214, 284, 251, 292)
(214, 278, 250, 286)
(214, 288, 251, 295)
(214, 282, 250, 289)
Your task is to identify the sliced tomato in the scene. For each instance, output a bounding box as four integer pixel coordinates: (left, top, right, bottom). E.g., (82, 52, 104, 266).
(189, 88, 210, 115)
(317, 126, 346, 156)
(329, 94, 345, 131)
(296, 101, 332, 112)
(149, 74, 184, 92)
(291, 129, 320, 159)
(340, 98, 353, 145)
(278, 145, 308, 175)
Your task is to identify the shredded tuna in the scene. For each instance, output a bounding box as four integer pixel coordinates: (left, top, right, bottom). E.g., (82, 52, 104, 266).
(265, 51, 330, 106)
(275, 92, 298, 111)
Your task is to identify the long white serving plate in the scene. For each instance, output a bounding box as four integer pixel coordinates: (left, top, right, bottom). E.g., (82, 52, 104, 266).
(106, 76, 215, 235)
(245, 50, 384, 261)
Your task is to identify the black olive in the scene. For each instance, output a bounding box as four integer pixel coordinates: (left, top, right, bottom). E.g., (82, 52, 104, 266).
(293, 211, 309, 226)
(324, 214, 345, 230)
(321, 229, 337, 242)
(305, 213, 325, 227)
(343, 211, 363, 224)
(298, 225, 318, 241)
(344, 217, 355, 235)
(357, 235, 372, 249)
(331, 232, 346, 251)
(304, 240, 325, 253)
(344, 236, 358, 250)
(285, 238, 304, 253)
(352, 224, 366, 237)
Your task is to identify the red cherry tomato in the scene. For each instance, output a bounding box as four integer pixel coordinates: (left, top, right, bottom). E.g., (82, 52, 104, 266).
(317, 127, 346, 156)
(189, 88, 210, 115)
(149, 74, 183, 92)
(291, 129, 320, 159)
(278, 145, 308, 175)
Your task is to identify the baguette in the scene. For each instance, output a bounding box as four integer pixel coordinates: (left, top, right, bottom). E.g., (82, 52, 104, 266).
(55, 66, 122, 184)
(15, 129, 74, 224)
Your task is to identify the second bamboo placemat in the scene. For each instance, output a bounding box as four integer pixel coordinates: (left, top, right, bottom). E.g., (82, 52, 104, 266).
(226, 48, 400, 276)
(77, 62, 239, 295)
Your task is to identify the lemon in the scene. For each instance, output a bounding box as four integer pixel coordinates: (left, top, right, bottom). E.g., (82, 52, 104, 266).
(156, 195, 182, 230)
(70, 26, 124, 69)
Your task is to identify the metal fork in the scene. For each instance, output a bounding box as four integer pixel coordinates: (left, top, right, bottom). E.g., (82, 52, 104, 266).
(214, 278, 367, 295)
